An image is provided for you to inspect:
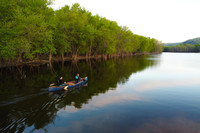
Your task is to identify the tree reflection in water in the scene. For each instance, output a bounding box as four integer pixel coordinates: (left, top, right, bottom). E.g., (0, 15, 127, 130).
(0, 55, 159, 132)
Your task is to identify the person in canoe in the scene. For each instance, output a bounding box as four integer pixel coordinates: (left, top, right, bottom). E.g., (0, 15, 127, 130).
(64, 73, 82, 86)
(56, 76, 65, 86)
(50, 76, 66, 86)
(75, 73, 81, 83)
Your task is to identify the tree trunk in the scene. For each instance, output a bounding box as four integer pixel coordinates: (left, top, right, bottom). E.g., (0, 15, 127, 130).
(49, 51, 52, 63)
(37, 54, 39, 60)
(89, 40, 92, 57)
(48, 51, 53, 73)
(61, 53, 64, 62)
(86, 52, 89, 60)
(17, 53, 22, 64)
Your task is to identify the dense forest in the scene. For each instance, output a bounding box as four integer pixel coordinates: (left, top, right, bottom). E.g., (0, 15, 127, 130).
(164, 44, 200, 52)
(0, 0, 163, 64)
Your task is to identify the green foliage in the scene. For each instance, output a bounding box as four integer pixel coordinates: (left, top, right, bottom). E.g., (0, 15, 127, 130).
(0, 1, 163, 62)
(163, 44, 200, 52)
(0, 0, 55, 61)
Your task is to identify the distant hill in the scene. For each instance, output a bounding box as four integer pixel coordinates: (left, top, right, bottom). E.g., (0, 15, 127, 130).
(182, 37, 200, 44)
(165, 37, 200, 46)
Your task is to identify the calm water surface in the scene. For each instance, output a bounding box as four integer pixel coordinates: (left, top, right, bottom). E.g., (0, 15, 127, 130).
(0, 53, 200, 133)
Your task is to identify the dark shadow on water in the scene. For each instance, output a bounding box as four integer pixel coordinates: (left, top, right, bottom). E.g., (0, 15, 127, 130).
(0, 55, 160, 132)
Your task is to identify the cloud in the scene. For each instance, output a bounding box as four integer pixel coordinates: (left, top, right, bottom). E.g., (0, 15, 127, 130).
(88, 93, 141, 108)
(48, 116, 200, 133)
(134, 78, 200, 92)
(131, 117, 200, 133)
(58, 90, 143, 116)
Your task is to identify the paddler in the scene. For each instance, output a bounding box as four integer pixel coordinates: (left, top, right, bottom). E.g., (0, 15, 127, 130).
(75, 73, 81, 83)
(56, 76, 65, 86)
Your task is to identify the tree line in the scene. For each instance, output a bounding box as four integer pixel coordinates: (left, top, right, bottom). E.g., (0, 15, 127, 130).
(0, 0, 163, 63)
(164, 44, 200, 52)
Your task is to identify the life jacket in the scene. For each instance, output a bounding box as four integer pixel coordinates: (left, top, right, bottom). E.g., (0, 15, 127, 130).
(75, 76, 81, 83)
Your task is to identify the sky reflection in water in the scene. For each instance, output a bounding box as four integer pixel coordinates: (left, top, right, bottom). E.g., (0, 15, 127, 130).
(42, 53, 200, 133)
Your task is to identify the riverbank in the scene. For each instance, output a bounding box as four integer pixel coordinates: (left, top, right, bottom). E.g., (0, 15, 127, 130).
(0, 52, 161, 68)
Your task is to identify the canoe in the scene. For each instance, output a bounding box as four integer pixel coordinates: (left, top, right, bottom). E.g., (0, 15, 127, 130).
(48, 77, 88, 92)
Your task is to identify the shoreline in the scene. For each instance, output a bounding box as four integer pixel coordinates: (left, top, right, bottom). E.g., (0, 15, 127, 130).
(0, 52, 161, 68)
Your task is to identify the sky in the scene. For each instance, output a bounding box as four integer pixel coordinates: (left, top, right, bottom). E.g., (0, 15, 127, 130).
(49, 0, 200, 43)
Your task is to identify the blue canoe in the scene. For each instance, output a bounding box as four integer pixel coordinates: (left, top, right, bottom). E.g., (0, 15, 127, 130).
(49, 77, 88, 92)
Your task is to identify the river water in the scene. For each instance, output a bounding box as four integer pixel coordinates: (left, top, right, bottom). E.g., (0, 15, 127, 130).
(0, 53, 200, 133)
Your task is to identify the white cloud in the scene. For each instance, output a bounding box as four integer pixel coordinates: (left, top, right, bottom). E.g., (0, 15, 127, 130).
(134, 78, 200, 92)
(58, 87, 144, 116)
